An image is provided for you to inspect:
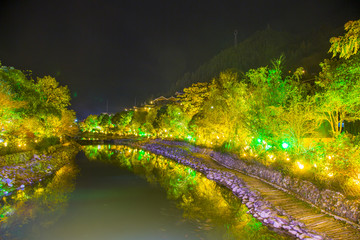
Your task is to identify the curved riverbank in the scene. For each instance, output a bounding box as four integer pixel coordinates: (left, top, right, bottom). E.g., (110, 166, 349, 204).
(0, 143, 80, 198)
(76, 137, 360, 239)
(132, 140, 325, 240)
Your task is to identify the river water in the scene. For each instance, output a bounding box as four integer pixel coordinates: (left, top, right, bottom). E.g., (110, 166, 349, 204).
(1, 145, 288, 240)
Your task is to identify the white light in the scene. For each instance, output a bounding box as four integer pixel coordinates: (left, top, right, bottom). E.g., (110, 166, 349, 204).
(297, 162, 304, 170)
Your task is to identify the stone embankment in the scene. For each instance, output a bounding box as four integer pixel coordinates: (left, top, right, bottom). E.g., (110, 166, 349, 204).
(0, 144, 80, 197)
(200, 148, 360, 226)
(138, 141, 325, 240)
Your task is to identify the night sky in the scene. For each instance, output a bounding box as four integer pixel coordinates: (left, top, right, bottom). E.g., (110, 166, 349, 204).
(1, 0, 359, 119)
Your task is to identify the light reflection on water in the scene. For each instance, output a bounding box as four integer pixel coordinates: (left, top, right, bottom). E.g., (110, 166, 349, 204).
(0, 145, 288, 240)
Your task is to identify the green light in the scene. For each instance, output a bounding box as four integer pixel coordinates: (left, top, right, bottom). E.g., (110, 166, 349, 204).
(257, 139, 261, 143)
(282, 142, 289, 149)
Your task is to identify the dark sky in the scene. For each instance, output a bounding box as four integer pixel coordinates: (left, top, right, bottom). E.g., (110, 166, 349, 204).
(0, 0, 359, 119)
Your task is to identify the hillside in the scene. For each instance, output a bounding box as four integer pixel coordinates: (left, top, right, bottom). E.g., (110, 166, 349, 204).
(172, 26, 342, 92)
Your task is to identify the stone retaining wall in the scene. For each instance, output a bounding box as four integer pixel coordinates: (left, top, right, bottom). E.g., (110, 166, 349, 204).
(0, 150, 36, 166)
(205, 149, 360, 225)
(140, 142, 326, 240)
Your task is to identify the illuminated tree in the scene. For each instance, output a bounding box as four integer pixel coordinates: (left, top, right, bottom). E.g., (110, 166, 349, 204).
(154, 104, 191, 138)
(245, 57, 291, 143)
(36, 76, 71, 112)
(81, 115, 99, 132)
(176, 82, 211, 118)
(190, 71, 249, 146)
(316, 55, 360, 137)
(329, 19, 360, 59)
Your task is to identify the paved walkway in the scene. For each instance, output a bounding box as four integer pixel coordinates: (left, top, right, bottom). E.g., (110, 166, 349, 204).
(191, 150, 360, 240)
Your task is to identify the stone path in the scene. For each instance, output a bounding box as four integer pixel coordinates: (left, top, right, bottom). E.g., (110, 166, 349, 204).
(191, 151, 360, 240)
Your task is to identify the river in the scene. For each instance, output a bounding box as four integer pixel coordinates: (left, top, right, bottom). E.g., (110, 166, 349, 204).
(1, 145, 288, 240)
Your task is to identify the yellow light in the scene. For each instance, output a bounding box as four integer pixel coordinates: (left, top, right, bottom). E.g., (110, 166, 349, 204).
(328, 173, 333, 177)
(314, 163, 317, 167)
(327, 155, 332, 160)
(4, 142, 7, 147)
(286, 158, 290, 161)
(243, 153, 247, 157)
(297, 162, 304, 170)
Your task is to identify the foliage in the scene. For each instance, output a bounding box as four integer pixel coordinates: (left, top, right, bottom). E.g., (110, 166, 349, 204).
(0, 63, 78, 152)
(329, 19, 360, 59)
(316, 50, 360, 137)
(79, 19, 360, 197)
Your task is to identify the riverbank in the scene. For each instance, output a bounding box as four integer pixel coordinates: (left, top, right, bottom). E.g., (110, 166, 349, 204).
(113, 137, 360, 240)
(127, 139, 324, 240)
(0, 142, 80, 198)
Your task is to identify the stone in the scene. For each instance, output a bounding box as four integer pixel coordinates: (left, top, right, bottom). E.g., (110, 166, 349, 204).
(273, 221, 282, 228)
(282, 225, 291, 230)
(293, 225, 301, 232)
(260, 211, 270, 218)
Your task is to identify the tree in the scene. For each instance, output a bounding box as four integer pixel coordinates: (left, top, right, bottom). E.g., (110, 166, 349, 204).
(189, 71, 249, 146)
(245, 57, 291, 143)
(81, 115, 99, 132)
(329, 19, 360, 59)
(36, 76, 71, 112)
(316, 56, 360, 137)
(316, 19, 360, 137)
(176, 82, 211, 118)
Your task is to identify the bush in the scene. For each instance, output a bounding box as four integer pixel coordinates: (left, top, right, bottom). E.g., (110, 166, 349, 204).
(35, 137, 60, 151)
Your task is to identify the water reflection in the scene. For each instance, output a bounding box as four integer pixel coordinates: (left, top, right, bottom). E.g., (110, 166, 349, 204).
(83, 145, 287, 240)
(0, 163, 78, 239)
(0, 145, 287, 240)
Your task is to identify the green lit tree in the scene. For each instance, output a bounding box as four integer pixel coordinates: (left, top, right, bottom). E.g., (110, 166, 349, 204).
(316, 55, 360, 137)
(316, 19, 360, 137)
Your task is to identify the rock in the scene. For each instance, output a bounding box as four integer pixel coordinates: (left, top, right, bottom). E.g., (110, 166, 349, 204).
(246, 202, 253, 208)
(273, 221, 282, 228)
(260, 211, 270, 218)
(282, 225, 291, 230)
(293, 225, 301, 232)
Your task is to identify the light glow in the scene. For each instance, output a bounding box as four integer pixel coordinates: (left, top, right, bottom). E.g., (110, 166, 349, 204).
(297, 162, 304, 170)
(281, 142, 289, 149)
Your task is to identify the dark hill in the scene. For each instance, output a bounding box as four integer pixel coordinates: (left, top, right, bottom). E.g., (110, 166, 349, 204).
(172, 26, 343, 92)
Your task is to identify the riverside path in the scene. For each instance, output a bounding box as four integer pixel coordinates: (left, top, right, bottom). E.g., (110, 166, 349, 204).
(140, 140, 360, 240)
